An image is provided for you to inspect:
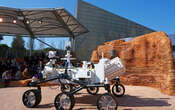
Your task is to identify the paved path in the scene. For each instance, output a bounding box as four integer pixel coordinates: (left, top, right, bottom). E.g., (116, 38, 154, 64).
(0, 86, 174, 110)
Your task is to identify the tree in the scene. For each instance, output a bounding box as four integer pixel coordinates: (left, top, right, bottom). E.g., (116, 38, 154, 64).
(0, 44, 9, 58)
(26, 38, 36, 51)
(43, 48, 65, 57)
(11, 35, 26, 58)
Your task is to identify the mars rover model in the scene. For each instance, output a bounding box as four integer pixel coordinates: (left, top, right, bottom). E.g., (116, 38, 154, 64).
(22, 42, 126, 110)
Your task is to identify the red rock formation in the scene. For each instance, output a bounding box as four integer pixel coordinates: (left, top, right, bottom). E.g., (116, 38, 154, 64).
(91, 31, 175, 95)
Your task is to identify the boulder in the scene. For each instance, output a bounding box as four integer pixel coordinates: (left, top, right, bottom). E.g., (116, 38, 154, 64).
(91, 31, 175, 95)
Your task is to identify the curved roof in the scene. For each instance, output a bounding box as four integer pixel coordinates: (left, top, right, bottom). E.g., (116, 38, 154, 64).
(0, 6, 88, 38)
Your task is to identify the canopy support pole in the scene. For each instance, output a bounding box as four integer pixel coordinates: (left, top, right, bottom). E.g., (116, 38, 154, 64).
(29, 37, 34, 56)
(53, 11, 76, 51)
(72, 37, 75, 51)
(35, 38, 57, 51)
(69, 37, 75, 51)
(19, 10, 36, 56)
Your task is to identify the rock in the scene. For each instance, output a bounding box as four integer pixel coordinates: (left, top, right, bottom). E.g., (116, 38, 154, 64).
(91, 31, 175, 95)
(8, 79, 32, 87)
(7, 79, 60, 87)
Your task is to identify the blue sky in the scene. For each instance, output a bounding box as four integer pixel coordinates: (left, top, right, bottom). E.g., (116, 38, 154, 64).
(0, 0, 174, 48)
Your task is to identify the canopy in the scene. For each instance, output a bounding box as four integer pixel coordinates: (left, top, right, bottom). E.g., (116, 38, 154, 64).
(0, 6, 88, 38)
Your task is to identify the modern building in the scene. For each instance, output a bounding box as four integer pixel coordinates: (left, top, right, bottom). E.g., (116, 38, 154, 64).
(75, 0, 155, 60)
(169, 35, 175, 56)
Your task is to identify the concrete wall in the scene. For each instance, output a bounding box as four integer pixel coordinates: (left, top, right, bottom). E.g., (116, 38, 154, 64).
(75, 0, 155, 60)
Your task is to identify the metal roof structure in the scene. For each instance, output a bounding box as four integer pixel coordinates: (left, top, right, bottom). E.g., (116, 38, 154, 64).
(0, 6, 88, 38)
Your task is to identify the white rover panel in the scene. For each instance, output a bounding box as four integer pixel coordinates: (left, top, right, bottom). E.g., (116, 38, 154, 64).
(95, 57, 126, 83)
(71, 68, 92, 80)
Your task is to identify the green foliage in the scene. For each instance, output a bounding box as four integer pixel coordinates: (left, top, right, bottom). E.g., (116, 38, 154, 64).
(0, 36, 66, 58)
(11, 35, 26, 58)
(0, 44, 9, 58)
(43, 48, 65, 57)
(32, 48, 65, 57)
(0, 44, 9, 48)
(43, 47, 55, 52)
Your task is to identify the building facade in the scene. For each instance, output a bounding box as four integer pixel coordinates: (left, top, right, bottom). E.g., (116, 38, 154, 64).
(169, 35, 175, 56)
(75, 0, 155, 60)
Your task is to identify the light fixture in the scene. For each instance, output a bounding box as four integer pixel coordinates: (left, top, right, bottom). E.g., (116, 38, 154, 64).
(13, 20, 17, 24)
(0, 17, 3, 23)
(26, 20, 30, 24)
(38, 20, 43, 24)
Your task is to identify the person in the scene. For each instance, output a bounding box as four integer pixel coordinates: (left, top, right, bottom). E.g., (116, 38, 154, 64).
(22, 62, 33, 79)
(2, 69, 11, 87)
(37, 60, 44, 80)
(0, 61, 8, 78)
(15, 62, 22, 80)
(21, 61, 27, 73)
(10, 61, 18, 80)
(15, 68, 22, 80)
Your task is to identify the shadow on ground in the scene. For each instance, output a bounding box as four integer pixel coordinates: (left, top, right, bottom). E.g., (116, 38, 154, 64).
(118, 95, 171, 107)
(75, 94, 98, 106)
(34, 93, 171, 110)
(74, 93, 171, 109)
(36, 103, 54, 109)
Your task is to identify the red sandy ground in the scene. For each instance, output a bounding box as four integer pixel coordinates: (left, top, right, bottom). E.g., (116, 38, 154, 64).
(0, 86, 174, 110)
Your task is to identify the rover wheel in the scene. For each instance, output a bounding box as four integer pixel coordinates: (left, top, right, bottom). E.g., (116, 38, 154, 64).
(22, 89, 41, 108)
(54, 93, 75, 110)
(112, 84, 125, 97)
(97, 93, 118, 110)
(61, 84, 73, 93)
(87, 87, 99, 95)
